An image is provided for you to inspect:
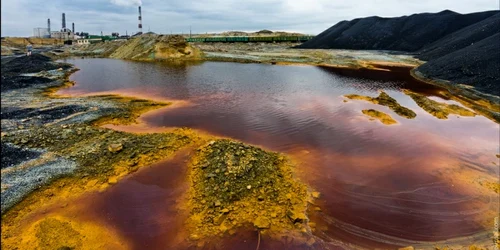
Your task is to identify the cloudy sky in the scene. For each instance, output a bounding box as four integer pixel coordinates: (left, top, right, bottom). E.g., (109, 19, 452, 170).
(1, 0, 498, 37)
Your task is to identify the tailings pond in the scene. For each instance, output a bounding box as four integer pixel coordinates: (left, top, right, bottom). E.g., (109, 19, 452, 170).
(55, 58, 499, 249)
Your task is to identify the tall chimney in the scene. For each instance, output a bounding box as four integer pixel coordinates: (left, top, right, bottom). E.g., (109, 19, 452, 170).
(72, 23, 75, 33)
(48, 19, 51, 37)
(62, 13, 66, 29)
(138, 6, 143, 34)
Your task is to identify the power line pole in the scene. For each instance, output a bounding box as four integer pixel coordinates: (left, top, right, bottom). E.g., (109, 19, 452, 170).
(190, 26, 192, 38)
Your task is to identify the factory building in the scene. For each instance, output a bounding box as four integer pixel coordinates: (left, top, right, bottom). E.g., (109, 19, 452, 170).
(50, 13, 74, 40)
(32, 28, 50, 38)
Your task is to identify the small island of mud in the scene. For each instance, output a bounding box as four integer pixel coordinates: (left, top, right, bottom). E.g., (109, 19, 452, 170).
(185, 139, 314, 243)
(345, 91, 416, 119)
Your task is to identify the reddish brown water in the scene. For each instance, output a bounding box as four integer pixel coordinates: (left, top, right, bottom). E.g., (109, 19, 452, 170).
(56, 58, 499, 249)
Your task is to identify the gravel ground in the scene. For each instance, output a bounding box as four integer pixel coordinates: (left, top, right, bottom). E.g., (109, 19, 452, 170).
(1, 143, 43, 169)
(0, 54, 138, 213)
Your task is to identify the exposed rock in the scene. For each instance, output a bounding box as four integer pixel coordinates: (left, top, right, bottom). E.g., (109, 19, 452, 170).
(214, 200, 221, 207)
(213, 213, 227, 225)
(253, 216, 271, 229)
(287, 207, 307, 223)
(107, 177, 118, 185)
(107, 143, 123, 153)
(398, 246, 415, 250)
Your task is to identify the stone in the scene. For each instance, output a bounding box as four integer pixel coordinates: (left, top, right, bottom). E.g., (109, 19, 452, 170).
(253, 216, 270, 229)
(108, 143, 123, 153)
(398, 247, 414, 250)
(214, 213, 227, 225)
(108, 177, 118, 184)
(221, 208, 230, 214)
(247, 185, 252, 190)
(311, 192, 320, 199)
(287, 208, 307, 223)
(189, 234, 200, 240)
(214, 200, 221, 207)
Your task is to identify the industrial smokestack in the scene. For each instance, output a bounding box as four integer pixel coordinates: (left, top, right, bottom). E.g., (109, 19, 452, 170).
(72, 23, 75, 33)
(62, 13, 66, 29)
(48, 19, 51, 37)
(138, 6, 143, 34)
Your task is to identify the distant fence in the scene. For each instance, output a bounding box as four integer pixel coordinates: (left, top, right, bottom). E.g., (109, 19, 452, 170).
(185, 36, 314, 43)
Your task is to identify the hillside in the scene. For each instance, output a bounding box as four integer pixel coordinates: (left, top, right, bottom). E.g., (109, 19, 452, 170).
(416, 33, 500, 95)
(297, 10, 498, 51)
(109, 34, 202, 60)
(60, 34, 202, 61)
(417, 13, 500, 60)
(296, 10, 500, 96)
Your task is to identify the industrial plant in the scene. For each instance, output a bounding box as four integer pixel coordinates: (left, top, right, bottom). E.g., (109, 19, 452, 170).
(32, 6, 145, 44)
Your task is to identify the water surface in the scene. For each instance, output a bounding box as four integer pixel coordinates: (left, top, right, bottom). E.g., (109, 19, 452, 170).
(56, 58, 499, 249)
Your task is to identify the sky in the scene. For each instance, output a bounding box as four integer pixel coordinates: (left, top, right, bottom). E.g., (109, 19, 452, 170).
(1, 0, 498, 37)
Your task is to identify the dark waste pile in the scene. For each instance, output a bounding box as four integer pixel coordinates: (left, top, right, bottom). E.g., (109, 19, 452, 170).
(1, 54, 70, 91)
(186, 139, 312, 242)
(298, 10, 500, 95)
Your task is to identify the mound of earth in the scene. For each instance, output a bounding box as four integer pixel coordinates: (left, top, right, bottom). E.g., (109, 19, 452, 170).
(297, 10, 500, 97)
(297, 10, 498, 51)
(417, 13, 500, 60)
(1, 37, 63, 49)
(1, 54, 70, 91)
(187, 139, 310, 240)
(416, 33, 500, 96)
(109, 34, 203, 60)
(1, 54, 65, 74)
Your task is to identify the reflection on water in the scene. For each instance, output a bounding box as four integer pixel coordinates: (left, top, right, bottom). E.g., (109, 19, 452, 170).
(57, 58, 499, 249)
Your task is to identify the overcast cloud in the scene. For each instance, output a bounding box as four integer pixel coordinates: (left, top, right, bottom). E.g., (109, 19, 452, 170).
(1, 0, 498, 37)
